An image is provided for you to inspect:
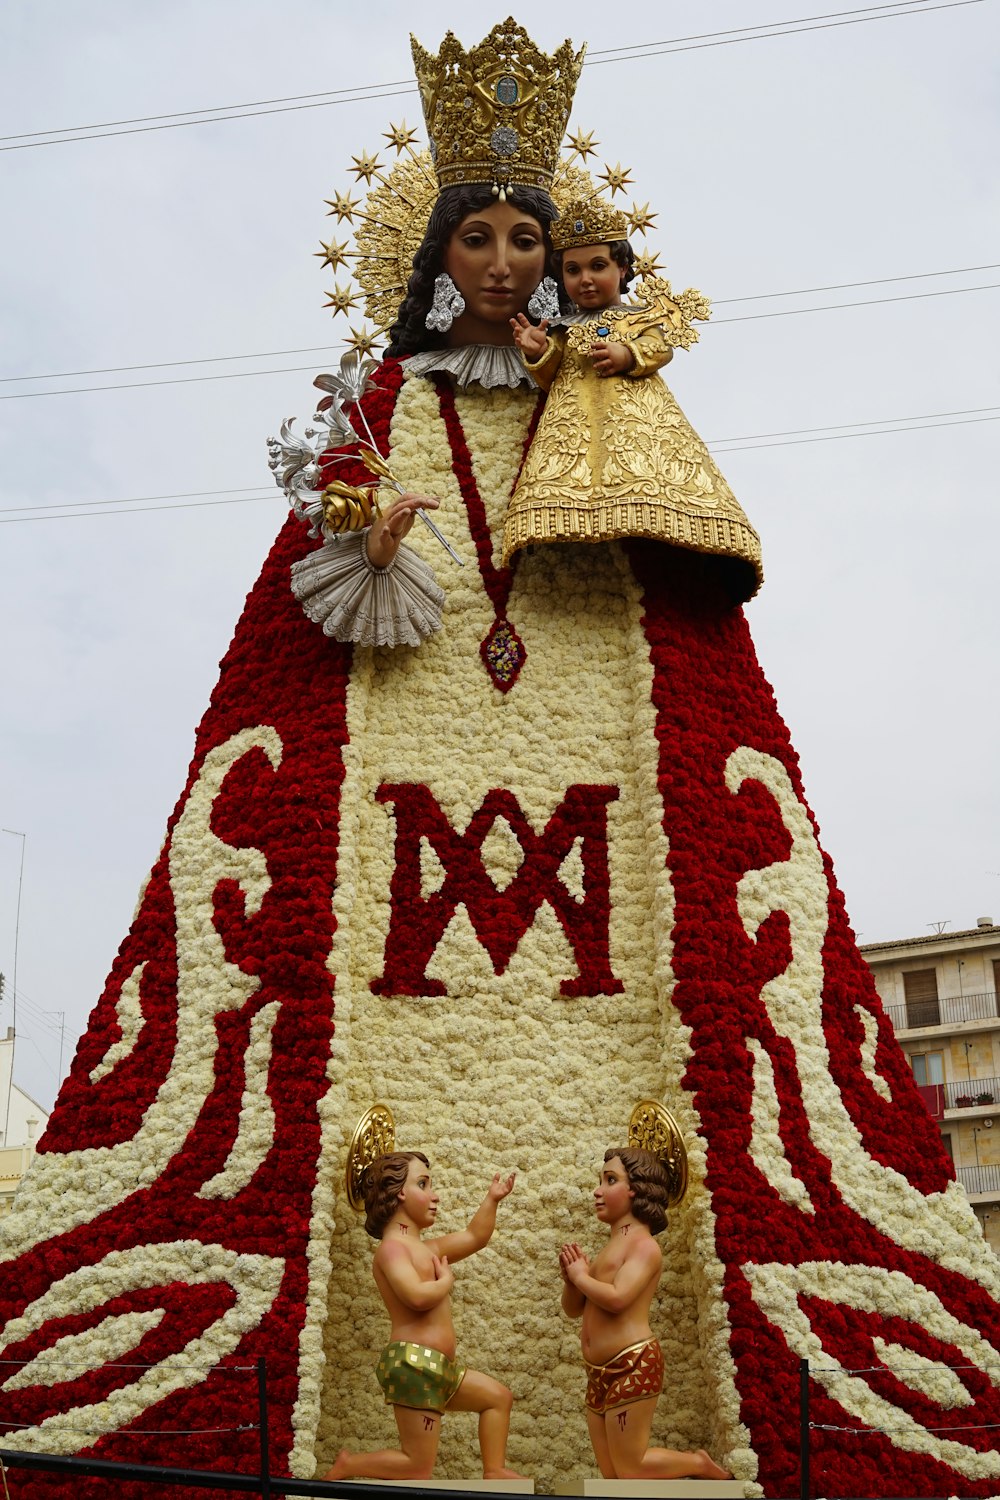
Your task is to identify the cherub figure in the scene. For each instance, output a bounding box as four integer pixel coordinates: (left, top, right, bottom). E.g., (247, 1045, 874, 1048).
(324, 1152, 524, 1482)
(560, 1147, 731, 1481)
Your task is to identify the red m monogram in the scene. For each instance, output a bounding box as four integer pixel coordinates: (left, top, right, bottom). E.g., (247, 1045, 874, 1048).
(372, 783, 623, 998)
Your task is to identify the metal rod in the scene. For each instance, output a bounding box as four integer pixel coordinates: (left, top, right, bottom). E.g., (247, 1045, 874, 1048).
(258, 1357, 271, 1500)
(799, 1355, 810, 1500)
(1, 830, 25, 1146)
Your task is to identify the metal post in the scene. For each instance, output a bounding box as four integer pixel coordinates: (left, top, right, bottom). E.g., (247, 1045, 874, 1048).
(258, 1357, 271, 1500)
(799, 1357, 810, 1500)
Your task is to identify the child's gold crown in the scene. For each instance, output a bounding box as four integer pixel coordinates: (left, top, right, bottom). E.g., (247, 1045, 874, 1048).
(410, 18, 586, 199)
(551, 192, 629, 252)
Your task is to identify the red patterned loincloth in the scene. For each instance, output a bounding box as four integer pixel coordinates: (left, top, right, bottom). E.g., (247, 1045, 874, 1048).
(584, 1338, 664, 1414)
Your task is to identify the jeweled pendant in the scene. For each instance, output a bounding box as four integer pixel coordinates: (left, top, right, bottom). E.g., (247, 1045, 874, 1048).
(481, 615, 526, 693)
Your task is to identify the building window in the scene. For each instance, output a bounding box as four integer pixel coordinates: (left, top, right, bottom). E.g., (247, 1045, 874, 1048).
(910, 1050, 944, 1087)
(903, 968, 940, 1027)
(940, 1132, 954, 1162)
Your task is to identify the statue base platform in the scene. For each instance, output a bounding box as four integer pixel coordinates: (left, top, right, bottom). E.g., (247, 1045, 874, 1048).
(554, 1482, 743, 1498)
(344, 1483, 534, 1493)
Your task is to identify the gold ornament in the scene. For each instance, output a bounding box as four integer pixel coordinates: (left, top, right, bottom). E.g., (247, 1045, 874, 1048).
(565, 126, 598, 161)
(323, 283, 362, 316)
(315, 27, 676, 352)
(563, 275, 711, 356)
(597, 161, 633, 197)
(315, 238, 351, 272)
(551, 191, 629, 252)
(410, 18, 585, 197)
(345, 1104, 397, 1211)
(628, 1100, 688, 1207)
(320, 480, 380, 533)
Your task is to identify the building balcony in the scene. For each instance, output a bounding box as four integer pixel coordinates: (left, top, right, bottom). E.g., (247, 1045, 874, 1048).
(884, 990, 1000, 1034)
(942, 1076, 1000, 1112)
(956, 1163, 1000, 1199)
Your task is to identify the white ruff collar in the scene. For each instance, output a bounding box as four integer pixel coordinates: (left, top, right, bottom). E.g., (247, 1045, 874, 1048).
(404, 344, 537, 390)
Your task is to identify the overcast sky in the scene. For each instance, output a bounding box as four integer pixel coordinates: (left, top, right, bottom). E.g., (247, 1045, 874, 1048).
(1, 0, 998, 1111)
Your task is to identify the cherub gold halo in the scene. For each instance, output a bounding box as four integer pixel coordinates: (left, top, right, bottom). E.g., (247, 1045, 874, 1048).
(628, 1099, 689, 1207)
(345, 1103, 397, 1212)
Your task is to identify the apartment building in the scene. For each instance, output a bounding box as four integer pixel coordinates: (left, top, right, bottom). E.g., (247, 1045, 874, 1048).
(861, 918, 1000, 1255)
(0, 1027, 48, 1217)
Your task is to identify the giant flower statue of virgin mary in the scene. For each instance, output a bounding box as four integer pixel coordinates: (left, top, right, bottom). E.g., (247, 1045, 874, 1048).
(0, 19, 997, 1500)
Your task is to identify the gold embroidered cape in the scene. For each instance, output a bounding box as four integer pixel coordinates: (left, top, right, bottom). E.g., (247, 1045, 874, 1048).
(501, 316, 763, 599)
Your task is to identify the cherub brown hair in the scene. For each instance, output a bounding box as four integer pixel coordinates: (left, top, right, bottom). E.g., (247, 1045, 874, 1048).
(605, 1146, 671, 1235)
(363, 1150, 431, 1240)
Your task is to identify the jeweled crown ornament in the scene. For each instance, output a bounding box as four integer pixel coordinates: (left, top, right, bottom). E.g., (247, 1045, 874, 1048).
(551, 190, 629, 252)
(410, 18, 586, 199)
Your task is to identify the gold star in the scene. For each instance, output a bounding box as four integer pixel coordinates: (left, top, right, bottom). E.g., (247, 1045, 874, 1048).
(350, 150, 382, 184)
(323, 283, 362, 316)
(628, 201, 658, 236)
(346, 326, 381, 356)
(315, 239, 351, 272)
(598, 161, 633, 197)
(566, 127, 598, 161)
(383, 120, 419, 154)
(633, 251, 665, 278)
(324, 191, 360, 223)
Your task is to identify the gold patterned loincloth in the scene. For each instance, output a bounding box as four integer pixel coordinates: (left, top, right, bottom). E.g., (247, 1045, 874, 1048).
(375, 1340, 467, 1413)
(584, 1338, 665, 1414)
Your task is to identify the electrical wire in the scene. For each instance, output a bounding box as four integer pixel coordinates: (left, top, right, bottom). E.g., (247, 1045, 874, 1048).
(713, 280, 1000, 324)
(0, 346, 343, 385)
(3, 263, 995, 389)
(3, 279, 997, 403)
(3, 404, 997, 524)
(0, 2, 982, 152)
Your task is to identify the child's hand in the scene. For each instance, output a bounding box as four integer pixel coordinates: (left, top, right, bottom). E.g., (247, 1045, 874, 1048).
(431, 1254, 454, 1291)
(488, 1172, 516, 1203)
(510, 313, 550, 359)
(559, 1242, 590, 1284)
(590, 340, 634, 377)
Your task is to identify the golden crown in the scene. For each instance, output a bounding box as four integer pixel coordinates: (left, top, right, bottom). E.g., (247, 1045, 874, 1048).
(411, 18, 585, 198)
(551, 191, 629, 252)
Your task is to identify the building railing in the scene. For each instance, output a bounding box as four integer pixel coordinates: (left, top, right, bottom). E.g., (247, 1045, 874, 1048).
(956, 1163, 1000, 1196)
(943, 1076, 1000, 1111)
(884, 990, 1000, 1032)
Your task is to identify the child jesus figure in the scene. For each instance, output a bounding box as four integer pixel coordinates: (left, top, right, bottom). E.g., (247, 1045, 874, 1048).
(560, 1147, 731, 1481)
(325, 1151, 524, 1482)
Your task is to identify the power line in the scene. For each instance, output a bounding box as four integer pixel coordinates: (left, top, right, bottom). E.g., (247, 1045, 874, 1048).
(712, 279, 1000, 323)
(0, 486, 274, 515)
(3, 404, 997, 524)
(0, 3, 981, 152)
(0, 494, 274, 524)
(3, 279, 996, 402)
(0, 362, 330, 402)
(714, 411, 1000, 452)
(709, 403, 1000, 444)
(714, 261, 1000, 304)
(0, 346, 343, 386)
(3, 262, 994, 389)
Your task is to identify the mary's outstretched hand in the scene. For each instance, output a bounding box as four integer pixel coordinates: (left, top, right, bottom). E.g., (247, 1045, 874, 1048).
(367, 491, 441, 569)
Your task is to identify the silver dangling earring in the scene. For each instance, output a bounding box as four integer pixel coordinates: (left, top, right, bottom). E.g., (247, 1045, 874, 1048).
(527, 275, 560, 321)
(425, 272, 466, 332)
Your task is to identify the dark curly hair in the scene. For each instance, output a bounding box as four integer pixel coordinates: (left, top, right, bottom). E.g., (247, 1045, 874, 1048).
(386, 183, 564, 357)
(363, 1150, 430, 1240)
(552, 239, 636, 296)
(604, 1146, 671, 1235)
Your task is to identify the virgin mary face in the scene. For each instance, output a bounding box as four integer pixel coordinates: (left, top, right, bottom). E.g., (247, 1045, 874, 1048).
(442, 201, 547, 345)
